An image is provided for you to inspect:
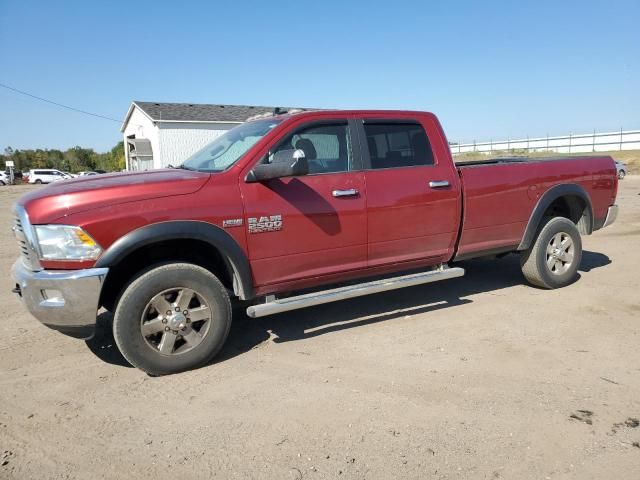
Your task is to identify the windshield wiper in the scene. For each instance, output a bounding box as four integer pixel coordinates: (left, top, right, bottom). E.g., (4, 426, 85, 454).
(167, 163, 196, 171)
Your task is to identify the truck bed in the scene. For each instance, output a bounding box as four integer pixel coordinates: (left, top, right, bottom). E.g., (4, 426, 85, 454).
(453, 155, 617, 260)
(455, 157, 529, 167)
(455, 155, 597, 168)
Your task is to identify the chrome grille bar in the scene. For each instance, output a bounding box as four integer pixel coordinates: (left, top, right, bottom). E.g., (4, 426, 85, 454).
(13, 205, 42, 271)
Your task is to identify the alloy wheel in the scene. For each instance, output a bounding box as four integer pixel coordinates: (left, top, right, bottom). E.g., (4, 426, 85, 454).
(546, 232, 574, 275)
(140, 288, 212, 355)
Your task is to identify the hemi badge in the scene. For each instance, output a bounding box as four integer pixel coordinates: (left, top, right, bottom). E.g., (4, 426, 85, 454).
(222, 218, 243, 228)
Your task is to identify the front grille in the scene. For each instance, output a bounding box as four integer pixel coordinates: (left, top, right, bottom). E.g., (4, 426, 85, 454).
(14, 215, 32, 268)
(13, 207, 40, 270)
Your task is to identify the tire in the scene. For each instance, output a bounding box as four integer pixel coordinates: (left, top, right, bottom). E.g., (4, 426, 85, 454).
(520, 217, 582, 289)
(35, 179, 42, 184)
(618, 170, 626, 180)
(0, 180, 5, 186)
(112, 263, 232, 375)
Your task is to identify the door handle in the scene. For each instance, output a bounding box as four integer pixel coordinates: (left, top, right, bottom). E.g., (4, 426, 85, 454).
(332, 188, 359, 198)
(429, 180, 450, 189)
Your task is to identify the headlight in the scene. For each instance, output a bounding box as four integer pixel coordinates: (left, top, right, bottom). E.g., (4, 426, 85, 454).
(34, 225, 102, 261)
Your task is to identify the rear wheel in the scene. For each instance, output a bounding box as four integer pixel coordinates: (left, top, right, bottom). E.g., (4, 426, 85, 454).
(113, 263, 232, 375)
(35, 179, 42, 184)
(618, 170, 626, 180)
(520, 217, 582, 289)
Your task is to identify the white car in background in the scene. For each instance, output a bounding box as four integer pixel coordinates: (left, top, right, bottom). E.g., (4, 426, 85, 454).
(615, 161, 627, 180)
(0, 171, 8, 185)
(77, 171, 99, 176)
(27, 169, 72, 184)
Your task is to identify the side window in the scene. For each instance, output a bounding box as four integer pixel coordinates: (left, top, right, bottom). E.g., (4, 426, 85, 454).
(271, 123, 352, 174)
(363, 122, 434, 169)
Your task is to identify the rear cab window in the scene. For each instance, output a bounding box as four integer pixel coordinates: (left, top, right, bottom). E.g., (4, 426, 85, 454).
(362, 121, 434, 169)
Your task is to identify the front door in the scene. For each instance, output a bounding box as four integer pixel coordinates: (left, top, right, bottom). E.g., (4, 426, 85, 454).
(239, 119, 367, 289)
(357, 117, 461, 267)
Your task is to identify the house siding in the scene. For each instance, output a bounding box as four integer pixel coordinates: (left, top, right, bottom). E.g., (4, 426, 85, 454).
(156, 122, 238, 168)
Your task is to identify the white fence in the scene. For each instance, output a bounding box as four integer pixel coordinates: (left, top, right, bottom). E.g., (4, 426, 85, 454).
(450, 129, 640, 155)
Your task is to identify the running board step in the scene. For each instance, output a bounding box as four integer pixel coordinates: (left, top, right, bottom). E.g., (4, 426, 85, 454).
(246, 266, 465, 318)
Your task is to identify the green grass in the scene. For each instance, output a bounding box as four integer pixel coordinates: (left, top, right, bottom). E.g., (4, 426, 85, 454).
(453, 149, 640, 173)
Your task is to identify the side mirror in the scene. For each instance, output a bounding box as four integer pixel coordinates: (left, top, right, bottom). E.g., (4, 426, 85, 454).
(246, 149, 309, 183)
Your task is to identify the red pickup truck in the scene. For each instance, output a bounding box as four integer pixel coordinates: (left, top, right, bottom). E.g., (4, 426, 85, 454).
(12, 110, 619, 375)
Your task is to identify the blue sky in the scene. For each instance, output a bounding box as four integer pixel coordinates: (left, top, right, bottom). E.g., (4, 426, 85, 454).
(1, 0, 638, 152)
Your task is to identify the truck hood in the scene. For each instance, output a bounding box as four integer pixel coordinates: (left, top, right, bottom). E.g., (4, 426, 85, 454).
(18, 169, 210, 224)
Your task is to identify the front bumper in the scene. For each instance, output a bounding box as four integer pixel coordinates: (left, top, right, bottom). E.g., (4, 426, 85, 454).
(12, 260, 108, 339)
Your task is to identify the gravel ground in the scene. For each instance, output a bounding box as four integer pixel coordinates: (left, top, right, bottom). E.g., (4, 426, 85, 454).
(1, 178, 639, 479)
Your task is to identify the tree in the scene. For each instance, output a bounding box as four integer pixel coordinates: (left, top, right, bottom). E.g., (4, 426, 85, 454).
(34, 149, 48, 168)
(2, 141, 125, 173)
(110, 141, 126, 171)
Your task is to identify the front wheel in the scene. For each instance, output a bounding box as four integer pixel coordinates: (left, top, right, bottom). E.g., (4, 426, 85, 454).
(520, 217, 582, 289)
(113, 263, 232, 375)
(35, 179, 42, 184)
(618, 170, 626, 180)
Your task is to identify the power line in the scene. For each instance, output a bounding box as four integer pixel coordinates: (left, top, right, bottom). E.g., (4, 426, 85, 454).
(0, 82, 124, 124)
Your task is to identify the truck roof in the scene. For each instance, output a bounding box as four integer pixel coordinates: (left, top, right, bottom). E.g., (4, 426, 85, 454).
(247, 109, 436, 122)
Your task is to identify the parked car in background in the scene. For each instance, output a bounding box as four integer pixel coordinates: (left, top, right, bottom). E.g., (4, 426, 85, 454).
(27, 169, 72, 184)
(78, 171, 99, 176)
(615, 161, 627, 179)
(63, 172, 78, 178)
(4, 169, 23, 182)
(0, 171, 8, 185)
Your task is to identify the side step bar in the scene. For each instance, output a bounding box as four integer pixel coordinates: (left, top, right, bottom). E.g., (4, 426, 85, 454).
(246, 265, 465, 318)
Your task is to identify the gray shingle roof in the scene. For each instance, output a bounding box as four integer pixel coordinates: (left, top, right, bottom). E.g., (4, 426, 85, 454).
(134, 101, 303, 123)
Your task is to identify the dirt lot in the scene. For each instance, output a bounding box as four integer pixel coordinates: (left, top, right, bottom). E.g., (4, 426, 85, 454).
(1, 179, 639, 479)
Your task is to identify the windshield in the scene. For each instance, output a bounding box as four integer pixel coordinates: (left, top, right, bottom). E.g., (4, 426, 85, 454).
(182, 118, 282, 172)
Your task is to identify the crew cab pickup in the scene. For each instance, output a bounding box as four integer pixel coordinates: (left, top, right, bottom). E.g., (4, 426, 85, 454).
(12, 110, 619, 375)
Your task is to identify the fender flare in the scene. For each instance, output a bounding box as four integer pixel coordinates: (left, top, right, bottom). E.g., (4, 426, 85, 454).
(95, 221, 254, 300)
(517, 183, 594, 251)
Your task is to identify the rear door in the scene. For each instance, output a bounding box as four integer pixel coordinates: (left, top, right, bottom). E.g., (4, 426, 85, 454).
(40, 170, 53, 183)
(239, 118, 367, 289)
(356, 116, 461, 267)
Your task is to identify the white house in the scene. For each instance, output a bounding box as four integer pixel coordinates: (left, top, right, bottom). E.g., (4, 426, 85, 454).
(120, 101, 290, 170)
